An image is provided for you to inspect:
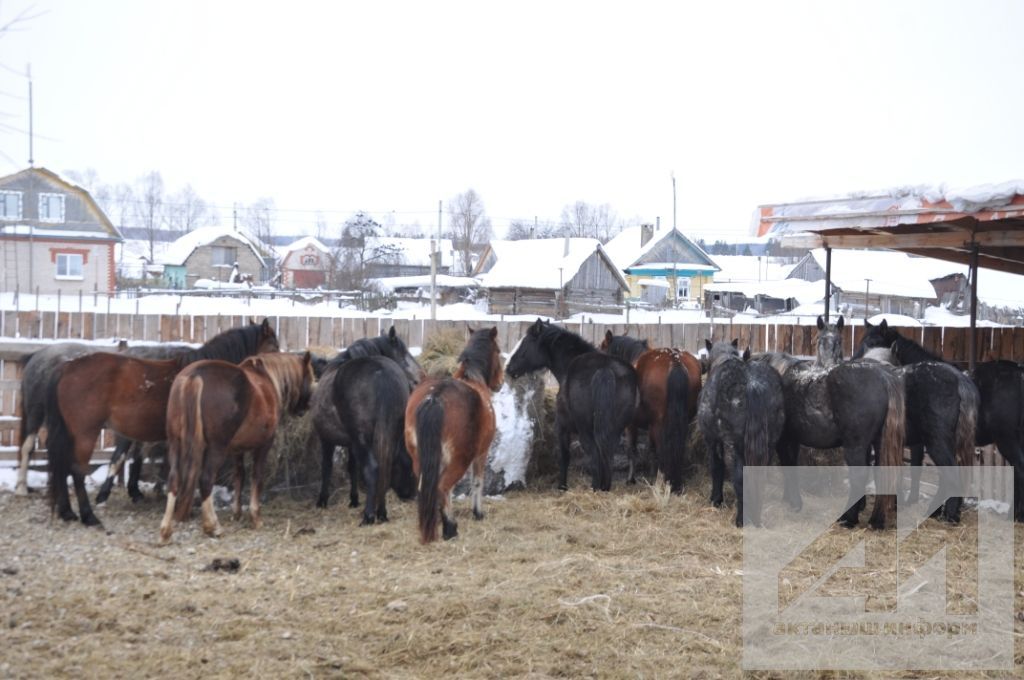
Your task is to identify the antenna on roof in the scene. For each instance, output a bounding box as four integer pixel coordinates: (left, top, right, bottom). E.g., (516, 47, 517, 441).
(27, 63, 34, 167)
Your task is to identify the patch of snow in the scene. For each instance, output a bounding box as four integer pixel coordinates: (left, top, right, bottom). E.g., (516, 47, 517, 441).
(487, 381, 534, 488)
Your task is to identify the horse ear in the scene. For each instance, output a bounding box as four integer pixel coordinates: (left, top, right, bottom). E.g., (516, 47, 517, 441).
(865, 320, 874, 329)
(731, 338, 739, 349)
(879, 318, 888, 331)
(388, 326, 397, 340)
(489, 326, 498, 339)
(816, 315, 825, 330)
(302, 350, 311, 364)
(705, 338, 713, 352)
(641, 339, 649, 349)
(743, 347, 751, 361)
(605, 329, 614, 343)
(260, 318, 272, 333)
(837, 316, 845, 331)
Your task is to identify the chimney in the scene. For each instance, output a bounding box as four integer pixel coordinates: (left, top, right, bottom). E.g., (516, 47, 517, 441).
(640, 223, 654, 247)
(563, 234, 570, 257)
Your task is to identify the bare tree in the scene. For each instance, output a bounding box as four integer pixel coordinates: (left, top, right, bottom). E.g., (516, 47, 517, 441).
(447, 189, 492, 274)
(241, 197, 275, 247)
(165, 184, 213, 235)
(559, 201, 622, 242)
(134, 171, 164, 262)
(506, 218, 560, 240)
(330, 212, 401, 289)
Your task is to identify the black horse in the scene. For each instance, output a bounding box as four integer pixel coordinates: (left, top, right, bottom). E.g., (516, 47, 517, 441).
(856, 319, 1020, 521)
(698, 339, 784, 527)
(753, 316, 905, 529)
(311, 327, 422, 509)
(506, 319, 638, 491)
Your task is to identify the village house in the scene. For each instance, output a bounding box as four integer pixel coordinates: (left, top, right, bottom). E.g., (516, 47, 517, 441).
(0, 166, 122, 294)
(473, 237, 628, 317)
(159, 225, 270, 289)
(602, 224, 719, 306)
(278, 236, 331, 288)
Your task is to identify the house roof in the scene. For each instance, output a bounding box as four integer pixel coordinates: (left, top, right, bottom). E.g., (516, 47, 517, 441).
(603, 226, 719, 273)
(476, 238, 628, 291)
(790, 248, 954, 299)
(0, 166, 122, 241)
(282, 235, 331, 254)
(159, 225, 268, 266)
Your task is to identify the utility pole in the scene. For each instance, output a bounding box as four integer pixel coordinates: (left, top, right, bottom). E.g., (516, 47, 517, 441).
(671, 172, 677, 231)
(27, 64, 34, 166)
(864, 278, 872, 320)
(430, 200, 440, 320)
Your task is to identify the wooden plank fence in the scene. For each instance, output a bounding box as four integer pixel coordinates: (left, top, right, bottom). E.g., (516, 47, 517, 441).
(0, 313, 1018, 503)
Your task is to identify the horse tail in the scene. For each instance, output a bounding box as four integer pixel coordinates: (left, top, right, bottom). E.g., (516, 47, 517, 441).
(743, 372, 773, 469)
(172, 376, 206, 522)
(661, 359, 688, 493)
(954, 372, 980, 468)
(592, 367, 618, 491)
(372, 372, 406, 511)
(44, 365, 73, 512)
(15, 351, 37, 445)
(875, 368, 906, 527)
(415, 394, 445, 543)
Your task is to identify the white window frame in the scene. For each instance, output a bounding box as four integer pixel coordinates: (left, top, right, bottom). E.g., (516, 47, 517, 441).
(55, 252, 84, 280)
(39, 193, 66, 223)
(0, 190, 22, 220)
(676, 278, 691, 300)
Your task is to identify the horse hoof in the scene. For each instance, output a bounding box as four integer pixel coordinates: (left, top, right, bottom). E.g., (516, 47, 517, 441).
(838, 517, 858, 529)
(15, 484, 28, 497)
(442, 523, 458, 540)
(473, 510, 484, 521)
(58, 508, 78, 522)
(360, 516, 376, 527)
(626, 477, 637, 486)
(557, 484, 568, 492)
(82, 514, 103, 528)
(315, 498, 328, 509)
(348, 499, 360, 509)
(130, 494, 145, 504)
(95, 492, 110, 505)
(710, 498, 723, 508)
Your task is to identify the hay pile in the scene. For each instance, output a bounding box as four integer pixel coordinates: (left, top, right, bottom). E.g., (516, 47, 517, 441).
(418, 326, 465, 378)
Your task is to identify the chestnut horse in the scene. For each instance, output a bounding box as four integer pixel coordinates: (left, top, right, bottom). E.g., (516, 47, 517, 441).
(599, 331, 702, 493)
(159, 352, 315, 543)
(46, 320, 280, 527)
(406, 327, 503, 543)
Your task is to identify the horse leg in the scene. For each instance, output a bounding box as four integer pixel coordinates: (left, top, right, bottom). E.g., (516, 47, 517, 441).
(925, 439, 962, 524)
(906, 444, 925, 505)
(709, 440, 725, 508)
(250, 444, 271, 530)
(994, 435, 1024, 522)
(625, 424, 639, 485)
(440, 489, 458, 540)
(127, 442, 146, 503)
(778, 439, 802, 512)
(316, 438, 335, 509)
(232, 454, 246, 522)
(471, 453, 486, 521)
(71, 469, 102, 527)
(730, 443, 747, 528)
(15, 433, 36, 496)
(357, 443, 379, 526)
(96, 436, 132, 504)
(840, 446, 870, 529)
(199, 451, 223, 538)
(347, 446, 360, 508)
(556, 416, 573, 492)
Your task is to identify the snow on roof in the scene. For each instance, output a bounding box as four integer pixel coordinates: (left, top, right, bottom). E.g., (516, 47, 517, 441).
(603, 226, 715, 271)
(282, 236, 330, 254)
(374, 274, 479, 292)
(801, 249, 949, 299)
(1, 224, 115, 240)
(479, 238, 626, 290)
(705, 278, 823, 304)
(160, 225, 267, 266)
(711, 255, 795, 283)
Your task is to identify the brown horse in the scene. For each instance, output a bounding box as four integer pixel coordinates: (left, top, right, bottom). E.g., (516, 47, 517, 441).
(599, 331, 702, 493)
(159, 352, 315, 543)
(405, 327, 503, 543)
(46, 320, 280, 527)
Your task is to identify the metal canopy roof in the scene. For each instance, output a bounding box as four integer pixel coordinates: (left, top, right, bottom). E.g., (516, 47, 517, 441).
(753, 189, 1024, 275)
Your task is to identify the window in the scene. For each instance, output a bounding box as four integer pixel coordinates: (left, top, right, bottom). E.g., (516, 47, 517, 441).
(676, 279, 691, 300)
(56, 253, 83, 279)
(0, 190, 22, 220)
(39, 193, 65, 223)
(211, 245, 237, 266)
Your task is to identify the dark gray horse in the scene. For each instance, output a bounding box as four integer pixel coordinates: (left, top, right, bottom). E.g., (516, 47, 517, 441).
(752, 316, 906, 529)
(506, 319, 638, 492)
(698, 339, 785, 527)
(311, 327, 422, 509)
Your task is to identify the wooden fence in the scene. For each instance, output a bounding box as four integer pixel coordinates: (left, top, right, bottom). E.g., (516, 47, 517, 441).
(0, 312, 1018, 504)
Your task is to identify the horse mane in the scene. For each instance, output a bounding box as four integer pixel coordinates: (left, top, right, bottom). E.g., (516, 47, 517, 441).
(326, 336, 391, 371)
(604, 335, 648, 364)
(455, 328, 499, 384)
(243, 353, 310, 412)
(867, 323, 944, 364)
(537, 322, 596, 356)
(180, 322, 273, 367)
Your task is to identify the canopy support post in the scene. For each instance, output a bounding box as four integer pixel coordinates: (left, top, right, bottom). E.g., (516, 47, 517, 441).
(823, 246, 832, 322)
(968, 241, 979, 375)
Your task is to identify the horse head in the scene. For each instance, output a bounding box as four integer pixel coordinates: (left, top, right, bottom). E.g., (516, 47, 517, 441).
(457, 326, 503, 390)
(506, 318, 550, 379)
(383, 325, 424, 387)
(705, 338, 741, 371)
(815, 315, 844, 368)
(852, 318, 898, 359)
(293, 351, 316, 415)
(257, 318, 281, 354)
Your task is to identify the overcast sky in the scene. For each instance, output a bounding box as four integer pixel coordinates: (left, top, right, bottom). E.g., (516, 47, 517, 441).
(2, 0, 1022, 240)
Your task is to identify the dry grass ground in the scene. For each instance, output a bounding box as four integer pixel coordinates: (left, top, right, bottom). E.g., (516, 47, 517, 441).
(1, 473, 1022, 679)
